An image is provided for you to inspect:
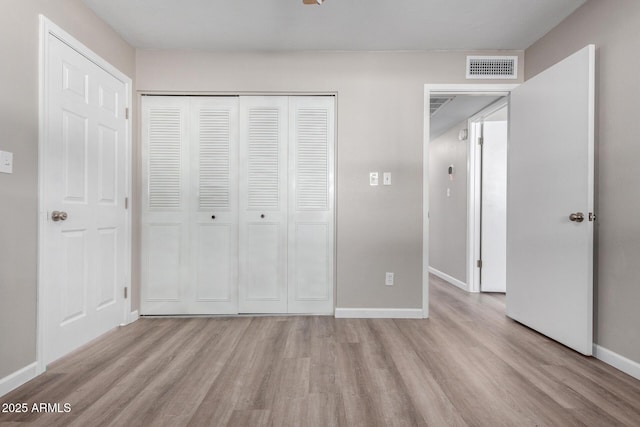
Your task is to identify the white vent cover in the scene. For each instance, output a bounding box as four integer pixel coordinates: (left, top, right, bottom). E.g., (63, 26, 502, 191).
(466, 56, 518, 79)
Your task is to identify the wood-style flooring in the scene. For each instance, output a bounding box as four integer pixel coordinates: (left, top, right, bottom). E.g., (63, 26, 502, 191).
(2, 275, 640, 426)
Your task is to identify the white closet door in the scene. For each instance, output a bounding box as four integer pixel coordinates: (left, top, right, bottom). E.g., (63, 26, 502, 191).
(239, 97, 288, 313)
(288, 97, 335, 314)
(141, 96, 190, 314)
(189, 97, 239, 314)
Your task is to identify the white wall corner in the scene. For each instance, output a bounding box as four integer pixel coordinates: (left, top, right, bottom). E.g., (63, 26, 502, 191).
(334, 308, 423, 319)
(428, 267, 469, 292)
(0, 362, 38, 397)
(593, 344, 640, 381)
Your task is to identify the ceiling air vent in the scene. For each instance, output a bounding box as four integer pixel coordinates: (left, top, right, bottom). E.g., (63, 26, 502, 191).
(466, 56, 518, 80)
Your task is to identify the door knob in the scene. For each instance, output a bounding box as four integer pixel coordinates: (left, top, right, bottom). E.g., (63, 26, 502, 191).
(569, 212, 584, 223)
(51, 211, 68, 221)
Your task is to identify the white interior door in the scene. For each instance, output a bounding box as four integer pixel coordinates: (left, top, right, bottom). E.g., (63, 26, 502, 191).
(481, 114, 508, 293)
(288, 96, 335, 314)
(141, 97, 239, 314)
(189, 97, 239, 314)
(43, 35, 128, 365)
(507, 45, 595, 355)
(239, 96, 288, 313)
(141, 96, 190, 314)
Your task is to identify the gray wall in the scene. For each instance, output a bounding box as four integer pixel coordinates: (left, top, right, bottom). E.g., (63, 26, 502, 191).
(526, 0, 640, 363)
(428, 121, 468, 283)
(0, 0, 135, 378)
(135, 50, 523, 310)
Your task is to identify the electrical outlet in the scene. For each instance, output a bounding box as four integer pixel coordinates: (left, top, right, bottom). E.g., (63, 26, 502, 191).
(383, 172, 391, 185)
(385, 272, 394, 286)
(0, 150, 13, 174)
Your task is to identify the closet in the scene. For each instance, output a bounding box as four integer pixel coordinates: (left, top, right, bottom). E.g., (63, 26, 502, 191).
(141, 95, 335, 315)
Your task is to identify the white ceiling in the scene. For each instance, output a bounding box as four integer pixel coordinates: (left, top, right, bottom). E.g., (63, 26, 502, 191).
(82, 0, 586, 51)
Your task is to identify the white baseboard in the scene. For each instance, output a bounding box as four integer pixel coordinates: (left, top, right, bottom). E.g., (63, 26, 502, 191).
(129, 310, 139, 324)
(0, 362, 38, 397)
(593, 344, 640, 381)
(428, 267, 468, 291)
(334, 308, 423, 319)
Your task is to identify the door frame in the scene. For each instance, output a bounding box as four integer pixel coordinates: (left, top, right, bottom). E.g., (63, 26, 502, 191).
(423, 84, 518, 317)
(37, 15, 133, 374)
(467, 98, 509, 293)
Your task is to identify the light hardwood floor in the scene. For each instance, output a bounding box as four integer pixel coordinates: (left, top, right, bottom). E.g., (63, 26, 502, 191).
(2, 275, 640, 426)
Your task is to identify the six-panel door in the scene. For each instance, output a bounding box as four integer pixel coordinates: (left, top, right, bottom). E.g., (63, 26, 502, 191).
(43, 36, 128, 365)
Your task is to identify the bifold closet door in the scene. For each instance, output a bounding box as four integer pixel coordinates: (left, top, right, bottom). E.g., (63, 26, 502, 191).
(141, 96, 239, 314)
(239, 97, 288, 313)
(288, 96, 335, 314)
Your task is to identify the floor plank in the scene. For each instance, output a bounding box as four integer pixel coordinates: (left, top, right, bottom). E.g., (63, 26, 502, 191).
(2, 274, 640, 426)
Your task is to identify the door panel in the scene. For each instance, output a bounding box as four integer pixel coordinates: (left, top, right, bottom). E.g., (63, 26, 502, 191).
(43, 35, 127, 365)
(288, 97, 335, 314)
(141, 97, 189, 314)
(141, 96, 239, 314)
(145, 223, 183, 301)
(507, 45, 595, 355)
(246, 223, 282, 300)
(481, 119, 508, 293)
(239, 97, 288, 313)
(190, 97, 239, 313)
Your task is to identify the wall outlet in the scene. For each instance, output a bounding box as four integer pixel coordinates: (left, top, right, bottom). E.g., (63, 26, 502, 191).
(369, 172, 379, 186)
(385, 272, 394, 286)
(383, 172, 391, 185)
(0, 150, 13, 174)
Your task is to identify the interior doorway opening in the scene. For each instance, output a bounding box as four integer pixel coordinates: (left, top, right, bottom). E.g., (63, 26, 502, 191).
(423, 84, 517, 318)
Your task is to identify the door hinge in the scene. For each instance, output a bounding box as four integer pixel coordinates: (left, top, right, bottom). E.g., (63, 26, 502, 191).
(589, 212, 597, 222)
(478, 137, 484, 146)
(125, 107, 129, 120)
(124, 287, 128, 299)
(125, 197, 128, 209)
(477, 259, 483, 268)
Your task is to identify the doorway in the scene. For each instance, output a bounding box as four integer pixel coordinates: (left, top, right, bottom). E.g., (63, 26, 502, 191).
(426, 91, 511, 297)
(422, 84, 517, 317)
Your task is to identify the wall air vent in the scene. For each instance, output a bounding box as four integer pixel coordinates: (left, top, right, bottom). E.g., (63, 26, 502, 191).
(430, 96, 455, 117)
(466, 56, 518, 79)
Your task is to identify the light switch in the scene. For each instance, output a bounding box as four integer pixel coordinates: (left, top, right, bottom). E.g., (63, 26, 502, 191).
(0, 151, 13, 174)
(446, 188, 451, 197)
(383, 172, 391, 185)
(369, 172, 379, 186)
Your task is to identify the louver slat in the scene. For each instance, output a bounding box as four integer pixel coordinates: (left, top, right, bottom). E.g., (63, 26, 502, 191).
(148, 109, 181, 209)
(248, 108, 280, 209)
(199, 109, 231, 210)
(296, 109, 328, 211)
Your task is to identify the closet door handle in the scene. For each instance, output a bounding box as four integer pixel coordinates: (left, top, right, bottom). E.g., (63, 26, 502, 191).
(260, 214, 265, 219)
(211, 214, 216, 220)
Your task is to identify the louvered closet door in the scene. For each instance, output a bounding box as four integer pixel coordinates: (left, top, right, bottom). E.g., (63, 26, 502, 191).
(141, 96, 190, 314)
(288, 97, 335, 314)
(239, 97, 289, 313)
(189, 97, 239, 314)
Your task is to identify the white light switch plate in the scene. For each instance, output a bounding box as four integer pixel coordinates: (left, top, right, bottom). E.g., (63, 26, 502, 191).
(385, 272, 394, 286)
(369, 172, 379, 186)
(0, 151, 13, 174)
(383, 172, 391, 185)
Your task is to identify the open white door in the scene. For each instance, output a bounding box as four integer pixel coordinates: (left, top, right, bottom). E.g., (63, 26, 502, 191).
(507, 45, 595, 355)
(42, 31, 129, 365)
